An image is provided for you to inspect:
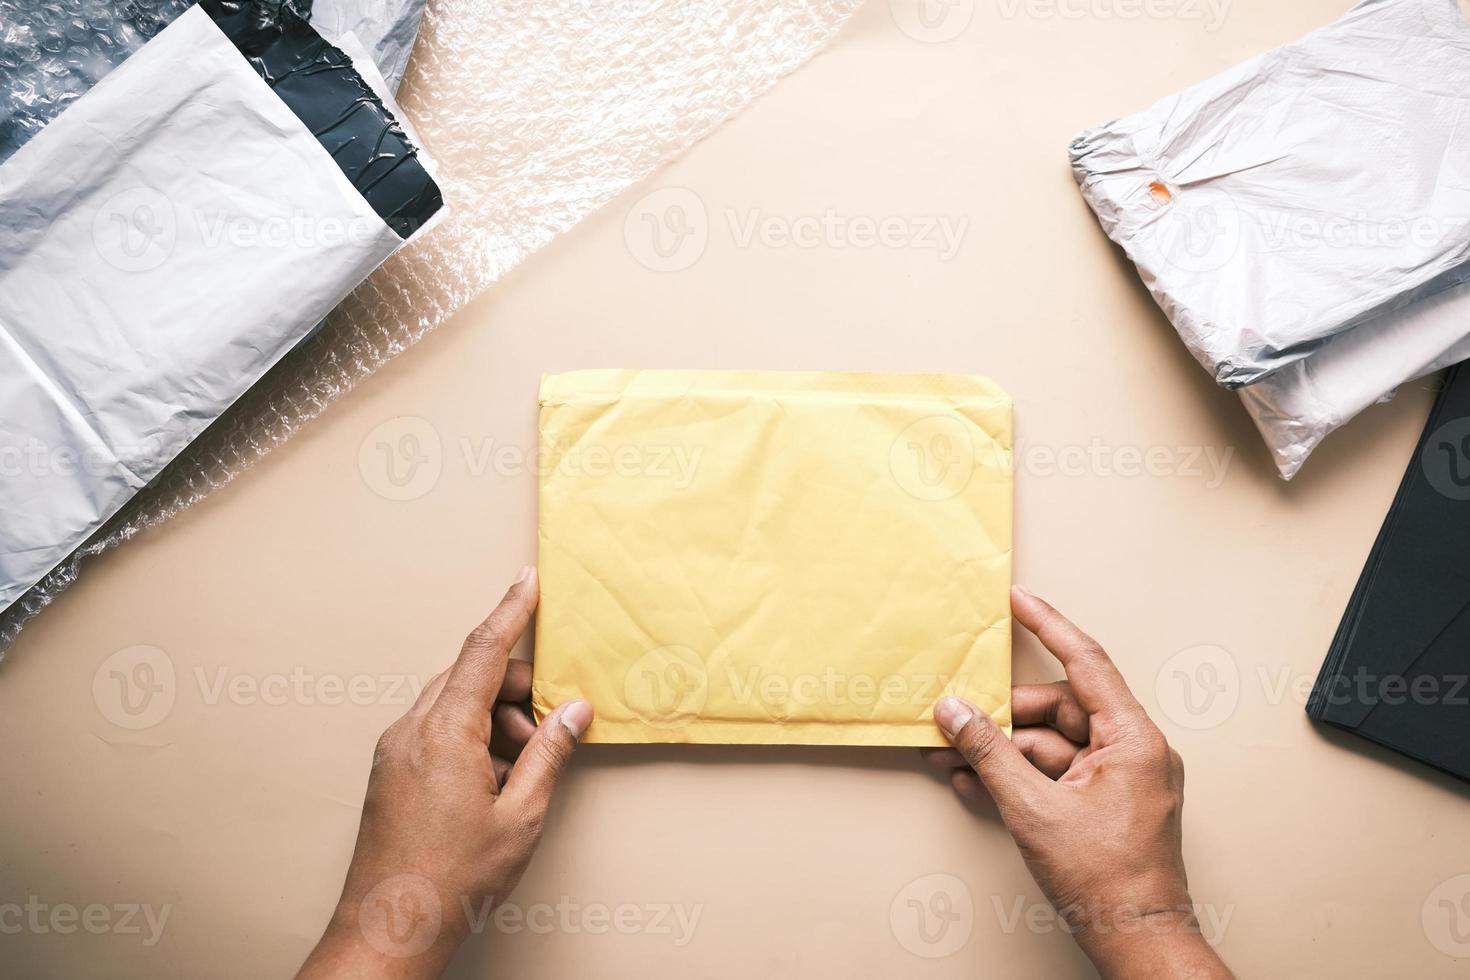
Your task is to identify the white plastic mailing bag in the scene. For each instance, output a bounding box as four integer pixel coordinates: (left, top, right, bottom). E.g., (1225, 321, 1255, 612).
(1239, 281, 1470, 479)
(1071, 0, 1470, 390)
(311, 0, 427, 89)
(0, 3, 443, 610)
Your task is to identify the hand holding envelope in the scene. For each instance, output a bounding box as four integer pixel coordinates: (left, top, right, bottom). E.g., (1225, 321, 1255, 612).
(925, 588, 1229, 977)
(524, 368, 1226, 968)
(301, 564, 1230, 978)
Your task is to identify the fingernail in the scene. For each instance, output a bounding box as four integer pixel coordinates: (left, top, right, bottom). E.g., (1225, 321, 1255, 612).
(1011, 584, 1033, 600)
(515, 565, 534, 585)
(935, 697, 975, 737)
(558, 699, 593, 739)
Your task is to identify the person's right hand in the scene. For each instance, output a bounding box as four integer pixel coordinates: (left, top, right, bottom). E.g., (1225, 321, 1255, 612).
(924, 586, 1232, 980)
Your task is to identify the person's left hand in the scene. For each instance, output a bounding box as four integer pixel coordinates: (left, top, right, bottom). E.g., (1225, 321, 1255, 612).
(297, 567, 592, 980)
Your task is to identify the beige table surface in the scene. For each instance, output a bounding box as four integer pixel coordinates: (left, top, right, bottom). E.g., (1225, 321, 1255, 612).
(5, 0, 1470, 976)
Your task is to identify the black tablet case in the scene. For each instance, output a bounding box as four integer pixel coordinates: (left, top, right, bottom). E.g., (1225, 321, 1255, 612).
(1308, 364, 1470, 781)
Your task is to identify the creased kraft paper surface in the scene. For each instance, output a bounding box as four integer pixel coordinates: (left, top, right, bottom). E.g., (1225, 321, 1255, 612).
(532, 369, 1012, 746)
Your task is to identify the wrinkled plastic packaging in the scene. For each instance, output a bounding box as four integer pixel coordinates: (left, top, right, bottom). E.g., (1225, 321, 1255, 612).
(1071, 0, 1470, 477)
(1, 0, 861, 652)
(0, 0, 194, 164)
(0, 4, 442, 611)
(531, 370, 1013, 746)
(310, 0, 425, 90)
(1238, 280, 1470, 479)
(0, 0, 426, 166)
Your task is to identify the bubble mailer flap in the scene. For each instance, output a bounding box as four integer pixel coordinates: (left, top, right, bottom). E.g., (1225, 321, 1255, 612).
(0, 3, 443, 613)
(1069, 0, 1470, 390)
(0, 0, 860, 652)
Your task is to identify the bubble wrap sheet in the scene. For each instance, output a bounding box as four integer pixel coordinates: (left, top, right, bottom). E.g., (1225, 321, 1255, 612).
(0, 0, 194, 163)
(0, 0, 861, 652)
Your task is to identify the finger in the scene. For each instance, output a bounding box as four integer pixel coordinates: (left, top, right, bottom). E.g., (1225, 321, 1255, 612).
(950, 769, 992, 809)
(936, 728, 1085, 781)
(1011, 682, 1091, 743)
(1056, 742, 1100, 784)
(435, 568, 539, 730)
(491, 755, 512, 789)
(920, 747, 968, 768)
(1012, 727, 1083, 780)
(1010, 586, 1143, 723)
(935, 697, 1050, 823)
(502, 659, 533, 703)
(500, 699, 593, 815)
(493, 702, 538, 746)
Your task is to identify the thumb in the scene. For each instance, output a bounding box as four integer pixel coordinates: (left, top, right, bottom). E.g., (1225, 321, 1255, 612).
(935, 697, 1048, 819)
(501, 699, 593, 813)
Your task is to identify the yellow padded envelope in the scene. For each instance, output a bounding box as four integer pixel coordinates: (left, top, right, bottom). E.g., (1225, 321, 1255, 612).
(531, 369, 1012, 746)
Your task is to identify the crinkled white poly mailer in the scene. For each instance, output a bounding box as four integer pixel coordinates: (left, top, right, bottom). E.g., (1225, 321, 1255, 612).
(1071, 0, 1470, 389)
(1239, 279, 1470, 479)
(0, 6, 437, 611)
(312, 0, 427, 90)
